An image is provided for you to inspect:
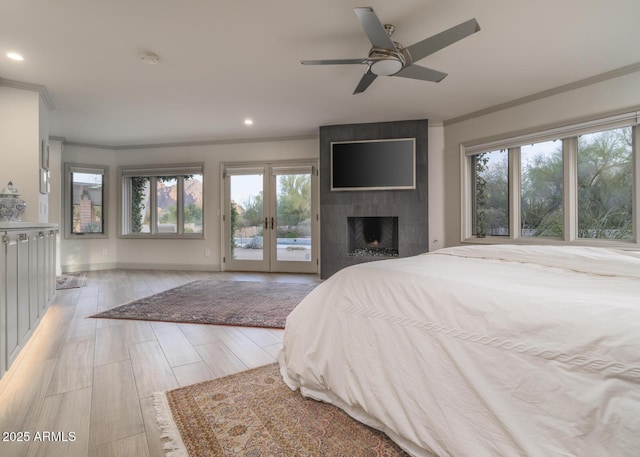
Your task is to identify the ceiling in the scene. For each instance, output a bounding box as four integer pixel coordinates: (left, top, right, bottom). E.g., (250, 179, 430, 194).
(2, 0, 640, 147)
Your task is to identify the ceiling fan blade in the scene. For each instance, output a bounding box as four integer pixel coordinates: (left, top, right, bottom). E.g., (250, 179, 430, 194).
(301, 58, 368, 65)
(354, 7, 396, 51)
(406, 18, 480, 63)
(353, 70, 377, 94)
(395, 64, 447, 82)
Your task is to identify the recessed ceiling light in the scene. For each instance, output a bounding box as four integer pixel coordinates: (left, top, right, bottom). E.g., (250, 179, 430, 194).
(7, 52, 24, 61)
(244, 119, 254, 126)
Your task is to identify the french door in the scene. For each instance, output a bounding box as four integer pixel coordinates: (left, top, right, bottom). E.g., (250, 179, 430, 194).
(222, 160, 318, 273)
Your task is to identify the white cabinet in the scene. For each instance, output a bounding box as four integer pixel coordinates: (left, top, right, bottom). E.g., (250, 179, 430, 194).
(29, 231, 40, 324)
(17, 232, 30, 360)
(0, 224, 58, 378)
(4, 232, 19, 367)
(0, 232, 4, 375)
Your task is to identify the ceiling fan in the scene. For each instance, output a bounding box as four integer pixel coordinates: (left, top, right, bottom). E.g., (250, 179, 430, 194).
(301, 7, 480, 94)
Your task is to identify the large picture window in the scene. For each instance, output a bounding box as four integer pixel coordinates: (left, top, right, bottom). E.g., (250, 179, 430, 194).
(64, 163, 108, 239)
(120, 164, 203, 238)
(463, 112, 639, 246)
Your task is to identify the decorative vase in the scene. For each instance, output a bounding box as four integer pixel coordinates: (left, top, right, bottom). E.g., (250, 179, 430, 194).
(0, 181, 27, 222)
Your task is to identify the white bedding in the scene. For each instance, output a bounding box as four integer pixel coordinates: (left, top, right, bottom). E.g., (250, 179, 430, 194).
(278, 245, 640, 457)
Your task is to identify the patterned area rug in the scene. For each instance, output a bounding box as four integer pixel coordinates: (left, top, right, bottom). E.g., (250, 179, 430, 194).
(89, 280, 317, 328)
(155, 363, 408, 457)
(56, 273, 87, 290)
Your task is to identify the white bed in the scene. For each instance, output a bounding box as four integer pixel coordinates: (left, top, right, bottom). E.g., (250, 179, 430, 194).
(278, 245, 640, 457)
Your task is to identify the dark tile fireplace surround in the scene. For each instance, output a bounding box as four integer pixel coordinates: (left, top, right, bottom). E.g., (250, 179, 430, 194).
(320, 119, 429, 279)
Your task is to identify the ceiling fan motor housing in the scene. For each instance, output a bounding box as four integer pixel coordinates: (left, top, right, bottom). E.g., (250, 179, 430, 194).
(368, 44, 409, 76)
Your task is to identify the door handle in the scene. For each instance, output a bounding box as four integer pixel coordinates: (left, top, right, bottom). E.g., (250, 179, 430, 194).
(270, 217, 275, 230)
(264, 217, 268, 230)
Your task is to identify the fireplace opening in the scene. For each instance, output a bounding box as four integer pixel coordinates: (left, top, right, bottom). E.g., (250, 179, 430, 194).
(347, 216, 399, 257)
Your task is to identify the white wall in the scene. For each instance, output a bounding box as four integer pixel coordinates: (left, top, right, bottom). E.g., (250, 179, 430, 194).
(37, 94, 50, 222)
(0, 87, 41, 222)
(428, 123, 445, 251)
(60, 138, 318, 272)
(443, 70, 640, 247)
(48, 139, 63, 275)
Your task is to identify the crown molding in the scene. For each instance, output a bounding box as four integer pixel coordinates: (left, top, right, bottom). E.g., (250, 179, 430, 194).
(444, 61, 640, 127)
(60, 134, 319, 151)
(0, 77, 55, 111)
(39, 88, 54, 111)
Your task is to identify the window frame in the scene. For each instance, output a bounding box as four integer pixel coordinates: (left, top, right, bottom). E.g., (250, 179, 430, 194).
(461, 111, 640, 248)
(64, 163, 109, 239)
(119, 163, 204, 239)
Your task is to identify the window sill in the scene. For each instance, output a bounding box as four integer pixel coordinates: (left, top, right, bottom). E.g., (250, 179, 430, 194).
(65, 233, 108, 240)
(119, 234, 204, 240)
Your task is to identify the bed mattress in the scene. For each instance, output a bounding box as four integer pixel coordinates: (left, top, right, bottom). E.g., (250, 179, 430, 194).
(279, 245, 640, 457)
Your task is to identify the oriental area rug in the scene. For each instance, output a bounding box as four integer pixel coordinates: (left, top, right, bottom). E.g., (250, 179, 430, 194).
(155, 363, 408, 457)
(88, 280, 317, 328)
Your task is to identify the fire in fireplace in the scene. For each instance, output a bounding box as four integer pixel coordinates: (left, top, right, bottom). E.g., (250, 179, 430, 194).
(347, 216, 399, 257)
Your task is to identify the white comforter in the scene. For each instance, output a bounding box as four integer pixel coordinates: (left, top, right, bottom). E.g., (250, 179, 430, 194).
(278, 245, 640, 457)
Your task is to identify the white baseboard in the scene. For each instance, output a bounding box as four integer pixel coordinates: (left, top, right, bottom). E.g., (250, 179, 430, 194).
(61, 262, 221, 273)
(115, 262, 222, 272)
(61, 262, 117, 273)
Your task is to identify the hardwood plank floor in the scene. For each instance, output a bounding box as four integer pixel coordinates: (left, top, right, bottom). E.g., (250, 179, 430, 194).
(0, 269, 319, 457)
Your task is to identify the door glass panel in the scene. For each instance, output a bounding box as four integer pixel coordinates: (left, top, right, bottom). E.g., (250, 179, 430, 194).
(275, 173, 312, 262)
(230, 174, 264, 261)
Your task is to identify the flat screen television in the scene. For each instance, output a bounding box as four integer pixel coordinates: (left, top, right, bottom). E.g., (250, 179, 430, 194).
(331, 138, 416, 191)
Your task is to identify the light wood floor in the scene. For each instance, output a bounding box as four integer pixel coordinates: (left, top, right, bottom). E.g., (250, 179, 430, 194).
(0, 269, 320, 457)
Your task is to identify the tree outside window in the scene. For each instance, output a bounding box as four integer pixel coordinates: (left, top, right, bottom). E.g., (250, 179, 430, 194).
(472, 149, 509, 237)
(577, 127, 633, 240)
(520, 140, 563, 237)
(468, 122, 636, 243)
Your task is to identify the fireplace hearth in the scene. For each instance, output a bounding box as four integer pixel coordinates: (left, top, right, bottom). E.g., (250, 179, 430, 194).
(347, 217, 398, 257)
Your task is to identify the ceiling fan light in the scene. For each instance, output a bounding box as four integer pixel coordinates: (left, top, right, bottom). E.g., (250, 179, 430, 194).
(7, 52, 24, 61)
(370, 59, 403, 76)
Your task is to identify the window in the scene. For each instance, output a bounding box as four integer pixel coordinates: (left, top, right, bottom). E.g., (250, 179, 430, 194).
(120, 164, 204, 238)
(520, 140, 563, 237)
(64, 163, 108, 239)
(577, 127, 633, 240)
(472, 149, 509, 237)
(463, 112, 639, 246)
